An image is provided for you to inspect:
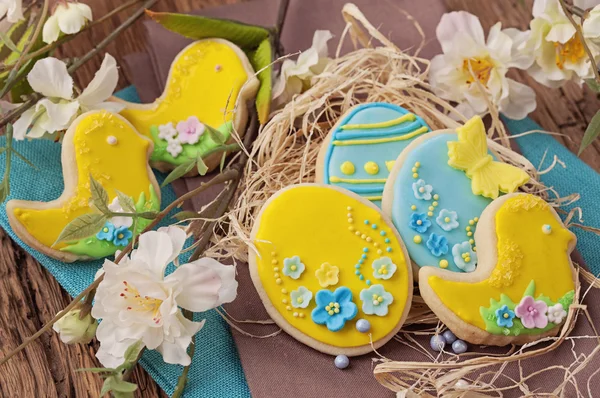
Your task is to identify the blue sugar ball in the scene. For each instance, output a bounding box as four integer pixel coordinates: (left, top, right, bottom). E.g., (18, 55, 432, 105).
(430, 335, 446, 352)
(442, 330, 457, 344)
(452, 339, 468, 354)
(334, 354, 350, 369)
(356, 319, 371, 333)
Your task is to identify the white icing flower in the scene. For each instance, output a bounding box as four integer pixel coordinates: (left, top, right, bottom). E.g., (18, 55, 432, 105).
(412, 179, 433, 200)
(158, 122, 177, 141)
(166, 139, 183, 158)
(430, 11, 536, 120)
(92, 227, 238, 368)
(290, 286, 312, 309)
(52, 308, 97, 345)
(0, 0, 23, 23)
(272, 30, 333, 107)
(521, 0, 600, 87)
(107, 197, 134, 228)
(547, 302, 567, 323)
(43, 1, 92, 44)
(13, 54, 124, 140)
(452, 241, 477, 272)
(436, 209, 459, 231)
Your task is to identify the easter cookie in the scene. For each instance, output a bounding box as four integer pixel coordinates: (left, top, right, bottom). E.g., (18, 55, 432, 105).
(316, 103, 431, 207)
(118, 39, 260, 173)
(7, 111, 160, 262)
(418, 193, 577, 346)
(382, 116, 529, 273)
(249, 184, 413, 356)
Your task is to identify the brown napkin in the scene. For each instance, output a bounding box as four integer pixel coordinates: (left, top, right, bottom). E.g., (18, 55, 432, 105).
(122, 1, 600, 397)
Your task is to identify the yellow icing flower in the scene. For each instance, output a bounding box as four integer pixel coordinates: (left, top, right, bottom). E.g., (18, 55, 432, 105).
(315, 262, 339, 287)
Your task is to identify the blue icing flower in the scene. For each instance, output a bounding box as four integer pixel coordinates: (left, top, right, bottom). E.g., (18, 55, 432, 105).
(371, 257, 397, 280)
(409, 212, 431, 233)
(96, 222, 115, 241)
(311, 287, 358, 332)
(359, 284, 394, 316)
(412, 179, 433, 200)
(283, 256, 305, 279)
(426, 233, 448, 257)
(495, 305, 516, 328)
(290, 286, 312, 309)
(452, 241, 477, 272)
(113, 226, 133, 247)
(436, 209, 459, 232)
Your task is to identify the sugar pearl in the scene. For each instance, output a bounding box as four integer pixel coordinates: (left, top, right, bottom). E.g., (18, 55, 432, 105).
(452, 339, 468, 354)
(442, 330, 457, 344)
(334, 354, 350, 369)
(430, 335, 446, 352)
(356, 319, 371, 333)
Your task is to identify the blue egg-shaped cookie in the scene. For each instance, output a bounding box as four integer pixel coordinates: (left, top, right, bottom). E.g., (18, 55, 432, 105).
(317, 103, 431, 207)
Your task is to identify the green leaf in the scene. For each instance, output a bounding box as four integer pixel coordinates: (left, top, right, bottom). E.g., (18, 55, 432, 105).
(586, 79, 600, 93)
(100, 377, 116, 396)
(173, 210, 200, 221)
(220, 152, 227, 171)
(250, 38, 273, 124)
(147, 11, 270, 49)
(196, 152, 208, 176)
(161, 160, 196, 187)
(579, 110, 600, 155)
(111, 379, 138, 393)
(116, 190, 136, 213)
(123, 340, 144, 363)
(0, 32, 21, 54)
(54, 213, 108, 245)
(89, 174, 110, 215)
(205, 124, 226, 145)
(9, 146, 36, 169)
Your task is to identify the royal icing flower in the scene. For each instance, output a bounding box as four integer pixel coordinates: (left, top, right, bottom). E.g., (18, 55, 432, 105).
(166, 139, 183, 158)
(452, 241, 477, 272)
(409, 213, 431, 233)
(52, 307, 98, 345)
(107, 197, 133, 228)
(0, 0, 23, 23)
(96, 222, 115, 241)
(176, 116, 205, 145)
(495, 305, 516, 328)
(514, 296, 548, 329)
(112, 226, 132, 247)
(315, 262, 339, 287)
(43, 1, 93, 44)
(290, 286, 312, 309)
(426, 233, 449, 257)
(412, 179, 433, 200)
(547, 302, 567, 324)
(359, 284, 394, 316)
(158, 122, 177, 141)
(371, 257, 397, 280)
(436, 209, 459, 231)
(311, 287, 358, 332)
(430, 11, 536, 119)
(283, 256, 305, 279)
(92, 226, 238, 367)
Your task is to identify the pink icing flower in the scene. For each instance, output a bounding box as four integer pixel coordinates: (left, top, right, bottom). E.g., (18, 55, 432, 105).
(514, 296, 548, 329)
(176, 116, 205, 145)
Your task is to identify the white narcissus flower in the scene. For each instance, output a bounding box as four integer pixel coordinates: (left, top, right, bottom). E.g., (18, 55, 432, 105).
(429, 11, 536, 120)
(522, 0, 600, 87)
(43, 1, 92, 44)
(52, 308, 98, 344)
(92, 226, 238, 368)
(0, 0, 23, 23)
(13, 53, 124, 140)
(272, 30, 333, 107)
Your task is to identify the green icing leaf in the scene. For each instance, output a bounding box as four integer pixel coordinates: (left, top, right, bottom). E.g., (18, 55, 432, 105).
(162, 160, 196, 187)
(205, 124, 226, 145)
(147, 11, 270, 50)
(89, 174, 110, 215)
(523, 280, 536, 297)
(250, 38, 273, 124)
(55, 213, 108, 245)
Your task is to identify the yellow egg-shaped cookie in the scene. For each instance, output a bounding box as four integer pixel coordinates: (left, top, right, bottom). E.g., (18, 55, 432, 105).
(249, 184, 413, 356)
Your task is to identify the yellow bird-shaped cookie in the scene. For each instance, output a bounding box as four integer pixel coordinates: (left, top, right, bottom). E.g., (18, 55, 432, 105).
(419, 193, 577, 346)
(448, 116, 530, 199)
(117, 39, 259, 173)
(7, 111, 160, 262)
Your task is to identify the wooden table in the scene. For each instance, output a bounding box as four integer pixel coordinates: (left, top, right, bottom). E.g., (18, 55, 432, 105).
(1, 0, 599, 396)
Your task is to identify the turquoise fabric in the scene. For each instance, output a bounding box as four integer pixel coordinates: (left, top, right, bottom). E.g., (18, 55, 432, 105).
(0, 87, 250, 398)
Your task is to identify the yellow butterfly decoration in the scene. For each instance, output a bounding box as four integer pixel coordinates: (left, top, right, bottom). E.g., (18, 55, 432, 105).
(447, 116, 529, 199)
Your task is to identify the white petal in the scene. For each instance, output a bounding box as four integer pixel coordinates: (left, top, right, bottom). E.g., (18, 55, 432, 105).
(133, 230, 180, 278)
(78, 54, 119, 107)
(487, 23, 512, 64)
(436, 11, 485, 53)
(546, 23, 576, 44)
(533, 0, 550, 18)
(311, 30, 333, 58)
(27, 57, 73, 99)
(157, 226, 187, 259)
(12, 107, 36, 140)
(165, 262, 221, 312)
(191, 258, 238, 305)
(27, 112, 51, 138)
(574, 0, 600, 9)
(6, 0, 23, 23)
(42, 15, 60, 44)
(583, 10, 600, 38)
(503, 28, 535, 69)
(37, 99, 79, 132)
(75, 2, 93, 21)
(57, 3, 88, 34)
(499, 79, 537, 120)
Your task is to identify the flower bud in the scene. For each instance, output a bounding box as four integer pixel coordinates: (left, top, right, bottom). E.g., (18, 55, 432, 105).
(53, 309, 98, 345)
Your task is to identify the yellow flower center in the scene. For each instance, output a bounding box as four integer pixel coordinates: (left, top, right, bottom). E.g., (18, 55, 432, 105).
(554, 35, 585, 70)
(462, 57, 494, 86)
(120, 281, 163, 324)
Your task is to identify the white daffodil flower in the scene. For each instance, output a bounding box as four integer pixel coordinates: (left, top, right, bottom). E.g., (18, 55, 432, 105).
(52, 308, 98, 345)
(13, 53, 124, 140)
(429, 11, 536, 120)
(272, 30, 333, 107)
(92, 226, 238, 368)
(43, 1, 92, 44)
(574, 0, 600, 9)
(0, 0, 23, 23)
(522, 0, 600, 87)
